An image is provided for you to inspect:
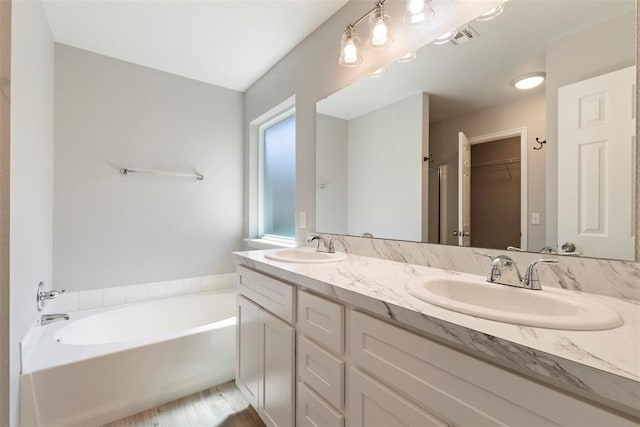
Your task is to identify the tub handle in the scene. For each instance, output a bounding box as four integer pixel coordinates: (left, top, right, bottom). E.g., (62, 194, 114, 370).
(37, 282, 66, 311)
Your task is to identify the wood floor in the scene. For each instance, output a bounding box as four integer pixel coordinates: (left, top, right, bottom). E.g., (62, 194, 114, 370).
(104, 381, 265, 427)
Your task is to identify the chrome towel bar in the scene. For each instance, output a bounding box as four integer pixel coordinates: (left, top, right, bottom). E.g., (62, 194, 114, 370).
(120, 168, 204, 181)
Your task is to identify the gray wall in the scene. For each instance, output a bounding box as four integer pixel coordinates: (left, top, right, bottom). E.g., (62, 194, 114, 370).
(545, 11, 636, 248)
(54, 45, 244, 291)
(243, 0, 503, 245)
(316, 113, 348, 234)
(347, 93, 424, 241)
(10, 0, 54, 424)
(430, 92, 546, 249)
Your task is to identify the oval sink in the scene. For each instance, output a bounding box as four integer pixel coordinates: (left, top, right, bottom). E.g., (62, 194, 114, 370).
(264, 247, 347, 263)
(406, 274, 623, 330)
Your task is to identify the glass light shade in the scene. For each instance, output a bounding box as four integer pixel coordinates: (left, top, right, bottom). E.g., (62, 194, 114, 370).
(402, 0, 434, 27)
(512, 72, 546, 90)
(475, 2, 506, 22)
(369, 67, 386, 78)
(368, 7, 392, 48)
(339, 28, 363, 67)
(397, 51, 417, 63)
(433, 30, 456, 45)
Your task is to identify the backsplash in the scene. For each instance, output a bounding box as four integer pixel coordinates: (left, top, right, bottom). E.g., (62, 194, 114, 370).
(44, 273, 238, 313)
(320, 235, 640, 302)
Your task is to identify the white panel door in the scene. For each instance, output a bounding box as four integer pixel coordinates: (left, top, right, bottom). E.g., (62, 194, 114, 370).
(236, 296, 260, 409)
(259, 310, 295, 427)
(457, 131, 471, 246)
(558, 66, 636, 260)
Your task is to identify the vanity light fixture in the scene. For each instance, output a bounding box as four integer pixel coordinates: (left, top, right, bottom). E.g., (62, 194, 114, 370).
(369, 67, 387, 78)
(397, 51, 417, 63)
(512, 72, 546, 90)
(403, 0, 435, 28)
(339, 0, 432, 67)
(475, 2, 506, 22)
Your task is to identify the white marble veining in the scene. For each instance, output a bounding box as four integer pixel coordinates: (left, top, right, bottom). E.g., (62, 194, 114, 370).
(322, 234, 640, 302)
(233, 250, 640, 416)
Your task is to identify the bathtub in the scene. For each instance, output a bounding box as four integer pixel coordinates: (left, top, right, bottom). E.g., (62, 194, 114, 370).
(20, 290, 237, 427)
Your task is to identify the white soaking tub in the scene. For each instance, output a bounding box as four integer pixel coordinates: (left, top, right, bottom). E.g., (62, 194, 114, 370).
(20, 290, 236, 427)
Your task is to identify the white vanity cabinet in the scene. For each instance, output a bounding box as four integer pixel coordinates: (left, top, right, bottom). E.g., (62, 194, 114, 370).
(236, 264, 637, 427)
(236, 267, 295, 427)
(349, 310, 637, 427)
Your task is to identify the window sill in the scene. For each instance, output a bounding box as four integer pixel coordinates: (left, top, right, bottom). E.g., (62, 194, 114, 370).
(244, 238, 297, 250)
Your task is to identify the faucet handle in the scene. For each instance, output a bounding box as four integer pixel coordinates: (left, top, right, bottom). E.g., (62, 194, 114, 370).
(474, 251, 496, 261)
(523, 259, 558, 290)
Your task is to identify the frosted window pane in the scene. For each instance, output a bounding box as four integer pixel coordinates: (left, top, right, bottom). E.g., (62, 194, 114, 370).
(263, 114, 295, 238)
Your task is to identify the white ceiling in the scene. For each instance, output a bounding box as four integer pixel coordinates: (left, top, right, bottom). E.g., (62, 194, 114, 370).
(42, 0, 349, 92)
(317, 0, 635, 122)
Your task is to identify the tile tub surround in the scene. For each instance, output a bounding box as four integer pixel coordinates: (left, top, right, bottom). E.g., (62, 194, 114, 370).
(232, 250, 640, 418)
(319, 234, 640, 302)
(43, 273, 237, 313)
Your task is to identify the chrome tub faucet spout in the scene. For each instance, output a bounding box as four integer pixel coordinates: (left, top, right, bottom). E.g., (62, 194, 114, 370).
(41, 313, 69, 325)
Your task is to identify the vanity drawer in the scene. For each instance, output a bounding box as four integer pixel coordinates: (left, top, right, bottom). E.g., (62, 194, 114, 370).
(297, 290, 344, 354)
(237, 266, 294, 324)
(298, 336, 344, 410)
(297, 382, 344, 427)
(350, 311, 635, 427)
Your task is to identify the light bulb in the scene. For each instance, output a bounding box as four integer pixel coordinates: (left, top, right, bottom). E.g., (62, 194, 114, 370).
(403, 0, 434, 28)
(339, 28, 362, 67)
(408, 0, 425, 14)
(368, 6, 392, 48)
(371, 18, 388, 46)
(343, 40, 358, 64)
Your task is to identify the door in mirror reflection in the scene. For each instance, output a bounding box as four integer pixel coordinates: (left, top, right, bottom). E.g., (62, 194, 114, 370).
(557, 66, 636, 260)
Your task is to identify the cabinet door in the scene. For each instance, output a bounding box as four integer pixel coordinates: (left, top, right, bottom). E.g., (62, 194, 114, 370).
(260, 310, 295, 427)
(349, 368, 449, 427)
(236, 296, 260, 409)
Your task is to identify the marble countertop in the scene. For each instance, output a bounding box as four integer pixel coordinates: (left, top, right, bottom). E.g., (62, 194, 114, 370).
(232, 249, 640, 415)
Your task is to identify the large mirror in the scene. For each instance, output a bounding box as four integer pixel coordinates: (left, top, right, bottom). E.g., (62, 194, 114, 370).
(316, 0, 636, 261)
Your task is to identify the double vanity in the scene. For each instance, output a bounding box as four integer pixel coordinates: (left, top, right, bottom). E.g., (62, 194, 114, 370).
(233, 246, 640, 427)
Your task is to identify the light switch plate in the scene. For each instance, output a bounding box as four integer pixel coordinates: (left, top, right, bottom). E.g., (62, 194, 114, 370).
(531, 212, 540, 225)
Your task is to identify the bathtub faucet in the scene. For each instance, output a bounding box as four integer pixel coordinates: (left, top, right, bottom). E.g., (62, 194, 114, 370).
(41, 313, 69, 325)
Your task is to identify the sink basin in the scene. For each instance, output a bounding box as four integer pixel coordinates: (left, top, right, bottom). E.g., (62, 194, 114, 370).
(406, 274, 623, 330)
(264, 247, 347, 263)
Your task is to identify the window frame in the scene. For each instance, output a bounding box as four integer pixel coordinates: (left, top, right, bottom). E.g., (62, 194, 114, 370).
(257, 107, 296, 244)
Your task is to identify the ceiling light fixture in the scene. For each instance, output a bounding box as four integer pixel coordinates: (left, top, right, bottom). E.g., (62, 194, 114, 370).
(475, 2, 506, 22)
(339, 0, 432, 67)
(511, 72, 546, 90)
(397, 51, 417, 63)
(403, 0, 435, 28)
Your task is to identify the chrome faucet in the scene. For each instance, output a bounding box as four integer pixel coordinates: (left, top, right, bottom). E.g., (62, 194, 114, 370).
(307, 234, 335, 254)
(477, 253, 558, 290)
(41, 313, 69, 325)
(36, 282, 66, 311)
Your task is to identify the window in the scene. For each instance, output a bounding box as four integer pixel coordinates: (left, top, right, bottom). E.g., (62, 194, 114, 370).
(259, 110, 295, 241)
